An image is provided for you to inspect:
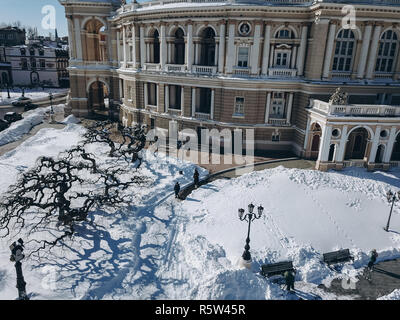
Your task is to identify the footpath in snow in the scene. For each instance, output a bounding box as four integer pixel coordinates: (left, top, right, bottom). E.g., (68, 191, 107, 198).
(0, 121, 400, 300)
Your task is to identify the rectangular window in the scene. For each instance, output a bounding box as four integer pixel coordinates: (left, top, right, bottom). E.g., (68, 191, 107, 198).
(21, 58, 28, 70)
(237, 47, 249, 68)
(40, 59, 45, 69)
(270, 92, 285, 118)
(234, 97, 245, 116)
(147, 83, 158, 106)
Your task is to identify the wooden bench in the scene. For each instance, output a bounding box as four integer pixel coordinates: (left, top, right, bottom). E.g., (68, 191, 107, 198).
(260, 261, 295, 277)
(323, 249, 353, 265)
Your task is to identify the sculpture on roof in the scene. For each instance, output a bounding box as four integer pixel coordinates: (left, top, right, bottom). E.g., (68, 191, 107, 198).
(329, 87, 348, 105)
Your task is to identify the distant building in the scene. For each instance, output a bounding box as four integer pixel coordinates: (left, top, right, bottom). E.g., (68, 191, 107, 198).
(6, 44, 69, 87)
(0, 27, 26, 47)
(0, 46, 12, 87)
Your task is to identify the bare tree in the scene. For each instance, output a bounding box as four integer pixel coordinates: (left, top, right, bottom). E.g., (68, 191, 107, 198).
(0, 142, 148, 257)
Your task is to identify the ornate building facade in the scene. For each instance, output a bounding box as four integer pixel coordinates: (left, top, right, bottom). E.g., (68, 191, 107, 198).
(60, 0, 400, 171)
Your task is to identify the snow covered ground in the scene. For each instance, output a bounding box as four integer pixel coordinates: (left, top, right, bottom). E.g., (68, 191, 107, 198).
(0, 121, 400, 300)
(0, 88, 68, 105)
(0, 104, 65, 146)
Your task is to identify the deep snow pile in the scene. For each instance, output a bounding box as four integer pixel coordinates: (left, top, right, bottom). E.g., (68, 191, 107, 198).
(0, 88, 68, 105)
(378, 289, 400, 300)
(1, 122, 400, 300)
(0, 104, 64, 146)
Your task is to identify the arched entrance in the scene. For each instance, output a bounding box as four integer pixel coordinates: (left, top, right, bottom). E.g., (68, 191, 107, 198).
(328, 144, 336, 162)
(88, 80, 109, 118)
(309, 122, 321, 159)
(345, 127, 370, 160)
(375, 144, 385, 163)
(83, 18, 108, 62)
(391, 133, 400, 161)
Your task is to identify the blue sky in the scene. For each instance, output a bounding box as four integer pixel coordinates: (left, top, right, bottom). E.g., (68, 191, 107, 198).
(0, 0, 70, 37)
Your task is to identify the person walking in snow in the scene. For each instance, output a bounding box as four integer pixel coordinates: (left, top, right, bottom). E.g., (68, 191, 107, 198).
(174, 182, 181, 199)
(193, 169, 200, 188)
(368, 249, 378, 270)
(284, 270, 295, 292)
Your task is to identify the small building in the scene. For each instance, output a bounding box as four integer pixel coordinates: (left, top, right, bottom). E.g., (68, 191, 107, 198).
(6, 45, 69, 87)
(0, 46, 12, 86)
(0, 27, 26, 47)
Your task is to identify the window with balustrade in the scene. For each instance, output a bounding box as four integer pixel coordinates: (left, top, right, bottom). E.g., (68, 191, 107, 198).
(169, 85, 182, 110)
(332, 29, 355, 72)
(234, 97, 245, 116)
(237, 47, 249, 68)
(375, 30, 398, 73)
(270, 92, 286, 118)
(147, 83, 158, 106)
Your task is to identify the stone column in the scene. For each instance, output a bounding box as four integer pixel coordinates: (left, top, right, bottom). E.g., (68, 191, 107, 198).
(191, 87, 196, 117)
(384, 127, 397, 163)
(357, 23, 372, 79)
(218, 21, 226, 73)
(322, 22, 337, 79)
(186, 22, 193, 70)
(336, 125, 348, 162)
(366, 24, 382, 79)
(286, 93, 294, 124)
(131, 24, 137, 67)
(250, 22, 262, 75)
(226, 22, 236, 74)
(122, 25, 127, 68)
(165, 85, 169, 112)
(296, 24, 308, 76)
(74, 17, 83, 60)
(144, 82, 148, 107)
(116, 30, 121, 66)
(181, 86, 185, 116)
(269, 45, 275, 68)
(291, 46, 297, 70)
(264, 92, 271, 123)
(261, 24, 271, 75)
(210, 89, 215, 120)
(160, 23, 167, 70)
(140, 25, 146, 67)
(369, 126, 381, 162)
(67, 17, 76, 59)
(318, 125, 332, 162)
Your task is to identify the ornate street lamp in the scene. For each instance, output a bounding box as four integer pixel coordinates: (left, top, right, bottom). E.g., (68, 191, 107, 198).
(385, 190, 400, 232)
(238, 203, 264, 264)
(49, 93, 55, 123)
(9, 238, 29, 300)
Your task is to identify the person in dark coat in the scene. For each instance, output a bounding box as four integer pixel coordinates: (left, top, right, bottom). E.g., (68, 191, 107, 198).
(193, 169, 200, 187)
(368, 249, 378, 270)
(174, 182, 181, 198)
(284, 270, 295, 292)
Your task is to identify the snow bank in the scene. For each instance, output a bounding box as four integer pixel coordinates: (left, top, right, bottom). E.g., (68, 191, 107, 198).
(378, 289, 400, 300)
(0, 104, 64, 146)
(61, 114, 80, 124)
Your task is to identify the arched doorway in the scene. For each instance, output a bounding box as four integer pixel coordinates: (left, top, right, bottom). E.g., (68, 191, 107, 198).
(345, 127, 370, 160)
(328, 144, 336, 162)
(309, 122, 322, 159)
(88, 81, 109, 118)
(83, 19, 107, 62)
(375, 144, 385, 163)
(391, 133, 400, 161)
(200, 27, 216, 66)
(173, 28, 185, 65)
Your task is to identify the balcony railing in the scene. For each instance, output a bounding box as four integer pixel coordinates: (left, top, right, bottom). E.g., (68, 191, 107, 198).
(192, 65, 217, 75)
(310, 99, 400, 117)
(143, 63, 161, 71)
(195, 112, 211, 120)
(268, 118, 289, 126)
(268, 67, 297, 77)
(233, 67, 251, 77)
(166, 64, 186, 72)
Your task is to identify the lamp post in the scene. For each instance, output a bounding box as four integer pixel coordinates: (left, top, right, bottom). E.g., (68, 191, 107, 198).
(238, 203, 264, 267)
(385, 190, 400, 232)
(9, 238, 29, 300)
(49, 93, 55, 123)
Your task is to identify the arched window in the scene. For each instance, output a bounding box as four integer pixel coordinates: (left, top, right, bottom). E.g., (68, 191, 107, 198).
(151, 30, 160, 64)
(200, 27, 215, 66)
(332, 29, 355, 72)
(275, 28, 293, 39)
(173, 28, 185, 65)
(375, 30, 398, 73)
